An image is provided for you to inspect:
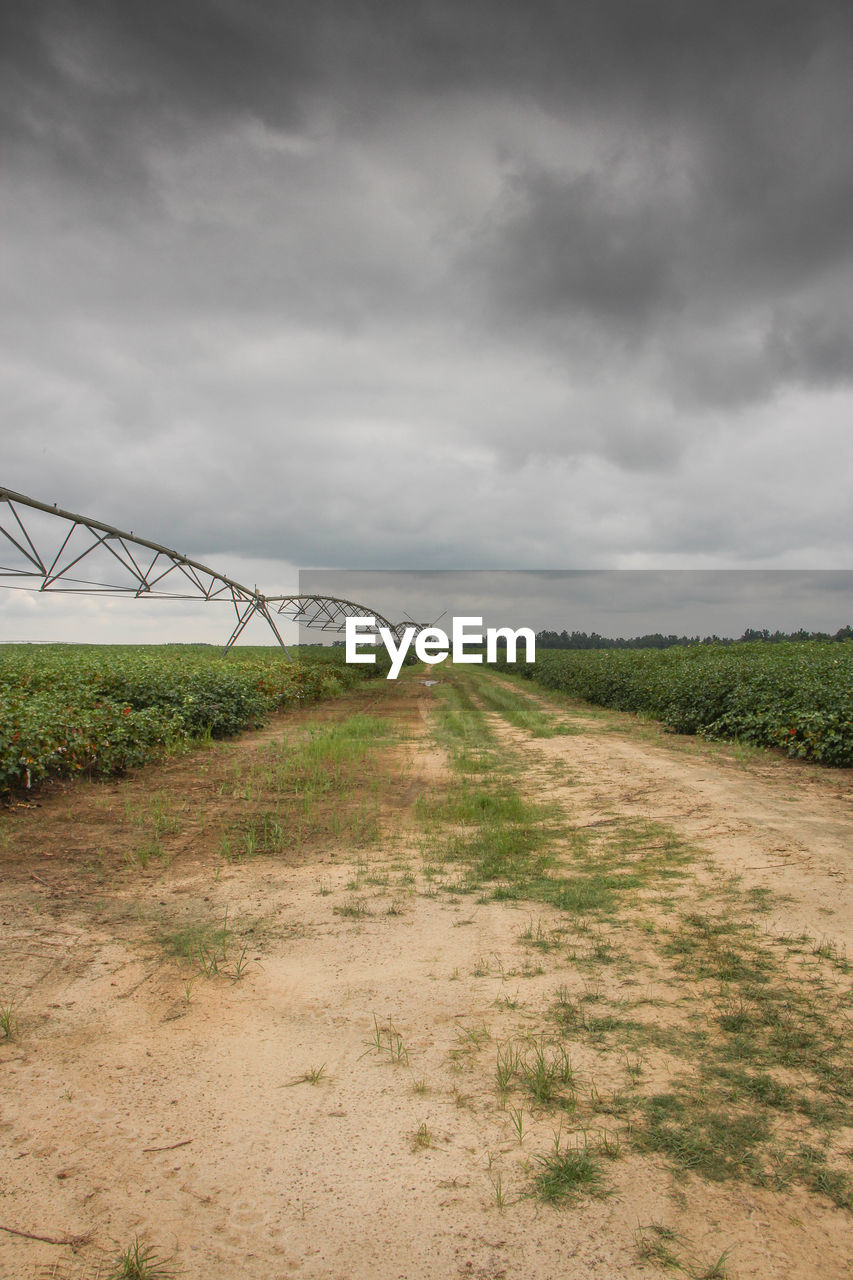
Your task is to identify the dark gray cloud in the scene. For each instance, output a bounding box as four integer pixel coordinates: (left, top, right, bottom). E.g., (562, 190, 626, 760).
(475, 166, 681, 327)
(2, 1, 853, 644)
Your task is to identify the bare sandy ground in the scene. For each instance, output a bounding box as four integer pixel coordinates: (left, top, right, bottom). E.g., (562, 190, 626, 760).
(513, 696, 853, 955)
(1, 676, 852, 1279)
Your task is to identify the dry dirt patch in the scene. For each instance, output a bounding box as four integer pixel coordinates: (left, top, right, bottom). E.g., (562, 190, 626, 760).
(1, 672, 852, 1279)
(489, 677, 853, 951)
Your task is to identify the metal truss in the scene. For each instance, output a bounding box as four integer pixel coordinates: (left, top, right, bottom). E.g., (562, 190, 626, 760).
(0, 488, 422, 654)
(267, 595, 397, 636)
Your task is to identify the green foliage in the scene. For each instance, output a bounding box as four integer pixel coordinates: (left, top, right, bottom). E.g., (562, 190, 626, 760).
(497, 640, 853, 766)
(0, 644, 379, 796)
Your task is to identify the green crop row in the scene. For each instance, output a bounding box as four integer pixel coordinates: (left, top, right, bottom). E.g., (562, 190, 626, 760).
(494, 640, 853, 767)
(0, 644, 383, 797)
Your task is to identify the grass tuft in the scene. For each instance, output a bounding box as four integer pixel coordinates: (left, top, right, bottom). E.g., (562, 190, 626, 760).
(532, 1136, 606, 1204)
(0, 999, 17, 1039)
(110, 1236, 176, 1280)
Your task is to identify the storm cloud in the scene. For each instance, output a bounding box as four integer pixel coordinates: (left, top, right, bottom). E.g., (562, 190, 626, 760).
(2, 1, 852, 639)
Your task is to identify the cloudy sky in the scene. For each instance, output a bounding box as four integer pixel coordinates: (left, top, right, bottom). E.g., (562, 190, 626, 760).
(2, 2, 852, 641)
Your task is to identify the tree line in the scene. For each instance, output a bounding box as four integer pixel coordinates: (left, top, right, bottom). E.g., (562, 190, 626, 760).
(532, 626, 853, 650)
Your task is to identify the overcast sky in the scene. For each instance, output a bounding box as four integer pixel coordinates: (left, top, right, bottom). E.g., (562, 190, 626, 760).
(300, 571, 853, 642)
(2, 2, 852, 642)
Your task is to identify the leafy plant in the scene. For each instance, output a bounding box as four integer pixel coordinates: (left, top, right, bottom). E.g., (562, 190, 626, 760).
(0, 644, 384, 798)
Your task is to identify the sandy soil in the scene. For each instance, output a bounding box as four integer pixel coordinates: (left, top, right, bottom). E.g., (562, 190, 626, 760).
(511, 695, 853, 955)
(1, 675, 852, 1279)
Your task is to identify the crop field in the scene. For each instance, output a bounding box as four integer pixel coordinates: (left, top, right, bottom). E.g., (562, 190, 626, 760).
(0, 644, 384, 798)
(1, 650, 852, 1279)
(496, 640, 853, 767)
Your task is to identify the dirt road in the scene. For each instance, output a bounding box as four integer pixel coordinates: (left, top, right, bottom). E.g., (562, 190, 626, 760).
(1, 671, 852, 1279)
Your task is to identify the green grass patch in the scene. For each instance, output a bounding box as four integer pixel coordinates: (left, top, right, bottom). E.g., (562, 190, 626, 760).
(629, 908, 853, 1203)
(637, 1089, 771, 1182)
(467, 668, 579, 737)
(218, 712, 396, 856)
(415, 782, 539, 827)
(532, 1138, 607, 1203)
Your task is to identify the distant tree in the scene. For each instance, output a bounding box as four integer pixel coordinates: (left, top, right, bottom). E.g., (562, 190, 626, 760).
(534, 625, 853, 650)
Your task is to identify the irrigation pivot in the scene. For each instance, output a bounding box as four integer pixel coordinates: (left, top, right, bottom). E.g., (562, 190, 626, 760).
(0, 488, 414, 653)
